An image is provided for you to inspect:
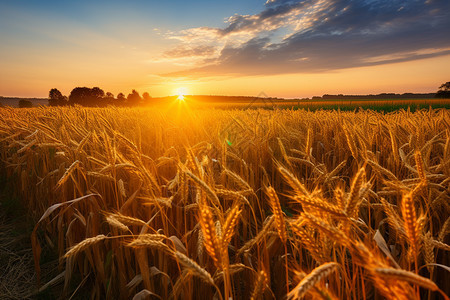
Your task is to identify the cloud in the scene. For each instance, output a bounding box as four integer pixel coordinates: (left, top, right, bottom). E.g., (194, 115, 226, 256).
(163, 45, 217, 58)
(162, 0, 450, 78)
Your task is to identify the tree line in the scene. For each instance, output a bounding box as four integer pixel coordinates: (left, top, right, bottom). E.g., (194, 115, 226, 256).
(314, 82, 450, 100)
(48, 87, 152, 107)
(4, 81, 448, 108)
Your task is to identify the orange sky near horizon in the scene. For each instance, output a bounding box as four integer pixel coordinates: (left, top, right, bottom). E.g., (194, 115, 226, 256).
(1, 53, 448, 99)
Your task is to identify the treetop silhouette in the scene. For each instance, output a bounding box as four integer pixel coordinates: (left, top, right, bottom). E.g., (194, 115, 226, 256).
(48, 87, 151, 107)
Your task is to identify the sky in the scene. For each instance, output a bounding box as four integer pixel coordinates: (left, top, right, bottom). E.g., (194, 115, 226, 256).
(0, 0, 449, 99)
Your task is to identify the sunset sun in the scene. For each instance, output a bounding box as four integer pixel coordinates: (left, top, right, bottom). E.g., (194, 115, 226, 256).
(175, 87, 188, 101)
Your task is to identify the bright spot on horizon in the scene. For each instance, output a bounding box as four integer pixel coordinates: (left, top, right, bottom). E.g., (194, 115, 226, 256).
(175, 87, 188, 101)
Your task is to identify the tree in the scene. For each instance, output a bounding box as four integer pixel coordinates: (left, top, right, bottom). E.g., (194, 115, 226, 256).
(69, 87, 105, 106)
(19, 99, 33, 108)
(48, 88, 67, 106)
(436, 82, 450, 98)
(91, 87, 105, 99)
(104, 92, 115, 106)
(127, 89, 142, 106)
(117, 93, 126, 101)
(142, 92, 151, 102)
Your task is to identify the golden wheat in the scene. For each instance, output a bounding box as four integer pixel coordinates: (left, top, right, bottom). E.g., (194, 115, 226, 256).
(1, 106, 448, 299)
(288, 262, 339, 299)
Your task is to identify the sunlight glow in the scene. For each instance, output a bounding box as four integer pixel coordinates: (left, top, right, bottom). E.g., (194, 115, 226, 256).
(175, 87, 188, 101)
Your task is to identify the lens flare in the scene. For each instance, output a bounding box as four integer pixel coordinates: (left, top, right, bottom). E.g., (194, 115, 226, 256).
(175, 87, 188, 101)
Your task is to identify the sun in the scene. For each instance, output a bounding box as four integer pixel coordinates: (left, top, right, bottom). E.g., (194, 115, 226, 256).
(175, 87, 188, 101)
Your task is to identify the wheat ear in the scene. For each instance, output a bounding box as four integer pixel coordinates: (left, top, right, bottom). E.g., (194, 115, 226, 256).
(278, 165, 310, 197)
(414, 150, 427, 182)
(221, 205, 242, 248)
(56, 160, 81, 188)
(401, 192, 420, 267)
(106, 215, 129, 231)
(266, 186, 286, 243)
(288, 262, 339, 299)
(174, 251, 215, 286)
(65, 234, 107, 258)
(373, 268, 438, 291)
(199, 205, 222, 269)
(345, 167, 365, 218)
(250, 270, 268, 300)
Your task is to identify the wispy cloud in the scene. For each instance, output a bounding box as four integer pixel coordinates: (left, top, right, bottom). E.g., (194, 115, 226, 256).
(163, 45, 217, 58)
(161, 0, 450, 77)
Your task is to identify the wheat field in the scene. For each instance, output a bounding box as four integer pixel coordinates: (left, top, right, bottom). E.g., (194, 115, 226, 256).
(0, 105, 449, 299)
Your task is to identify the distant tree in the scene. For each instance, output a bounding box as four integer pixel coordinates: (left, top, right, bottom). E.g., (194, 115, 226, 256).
(19, 99, 33, 108)
(106, 93, 114, 105)
(103, 92, 115, 106)
(436, 82, 450, 98)
(69, 87, 105, 106)
(142, 92, 152, 102)
(127, 89, 142, 106)
(69, 87, 89, 106)
(48, 88, 67, 106)
(117, 93, 126, 102)
(91, 87, 105, 99)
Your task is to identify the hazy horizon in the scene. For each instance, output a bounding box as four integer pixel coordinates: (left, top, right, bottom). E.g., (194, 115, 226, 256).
(0, 88, 440, 100)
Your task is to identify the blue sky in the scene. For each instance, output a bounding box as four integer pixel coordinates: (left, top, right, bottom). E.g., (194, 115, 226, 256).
(1, 0, 449, 98)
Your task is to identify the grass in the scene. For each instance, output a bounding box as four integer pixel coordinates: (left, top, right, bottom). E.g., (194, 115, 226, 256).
(0, 105, 449, 299)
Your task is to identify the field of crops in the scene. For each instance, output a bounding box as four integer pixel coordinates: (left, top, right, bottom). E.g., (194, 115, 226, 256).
(196, 98, 450, 112)
(0, 106, 449, 299)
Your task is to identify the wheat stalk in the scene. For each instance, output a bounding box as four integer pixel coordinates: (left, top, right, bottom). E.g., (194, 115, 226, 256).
(17, 138, 37, 153)
(278, 165, 310, 197)
(56, 160, 81, 188)
(345, 167, 365, 218)
(423, 232, 435, 273)
(373, 268, 438, 291)
(237, 215, 275, 255)
(127, 238, 172, 254)
(291, 220, 324, 263)
(221, 205, 242, 248)
(213, 263, 247, 283)
(185, 169, 221, 206)
(199, 205, 223, 269)
(117, 179, 126, 197)
(174, 252, 215, 286)
(303, 213, 348, 244)
(414, 150, 427, 182)
(343, 124, 358, 159)
(430, 239, 450, 251)
(266, 186, 286, 243)
(106, 215, 129, 231)
(107, 213, 148, 228)
(401, 192, 420, 267)
(288, 262, 339, 299)
(438, 217, 450, 242)
(222, 168, 252, 191)
(304, 128, 312, 158)
(250, 270, 267, 300)
(64, 234, 108, 258)
(380, 197, 407, 238)
(294, 195, 346, 218)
